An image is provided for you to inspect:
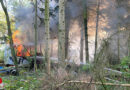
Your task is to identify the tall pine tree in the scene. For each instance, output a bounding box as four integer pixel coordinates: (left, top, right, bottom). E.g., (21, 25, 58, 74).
(34, 0, 38, 71)
(58, 0, 66, 66)
(45, 0, 50, 75)
(83, 0, 89, 62)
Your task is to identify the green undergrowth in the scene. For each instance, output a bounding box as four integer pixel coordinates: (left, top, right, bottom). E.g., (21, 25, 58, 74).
(2, 70, 44, 90)
(0, 45, 4, 62)
(109, 56, 130, 79)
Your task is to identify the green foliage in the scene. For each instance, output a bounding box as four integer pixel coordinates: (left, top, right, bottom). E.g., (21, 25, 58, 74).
(0, 11, 7, 35)
(121, 56, 130, 67)
(120, 56, 130, 78)
(0, 50, 4, 62)
(2, 71, 44, 90)
(108, 56, 130, 86)
(0, 11, 15, 36)
(0, 45, 4, 62)
(120, 56, 130, 72)
(81, 63, 91, 72)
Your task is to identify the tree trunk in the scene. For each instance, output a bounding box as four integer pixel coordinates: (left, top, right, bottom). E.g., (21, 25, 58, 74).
(65, 29, 69, 59)
(116, 0, 121, 64)
(51, 39, 53, 57)
(65, 6, 71, 60)
(58, 0, 66, 66)
(45, 0, 50, 75)
(0, 0, 19, 74)
(128, 32, 130, 57)
(117, 28, 120, 63)
(34, 0, 38, 72)
(94, 0, 100, 60)
(83, 0, 89, 62)
(80, 25, 84, 62)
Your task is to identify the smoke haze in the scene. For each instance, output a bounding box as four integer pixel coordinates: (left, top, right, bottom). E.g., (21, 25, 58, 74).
(14, 0, 130, 64)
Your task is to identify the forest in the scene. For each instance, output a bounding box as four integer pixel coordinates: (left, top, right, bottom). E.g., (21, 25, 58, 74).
(0, 0, 130, 90)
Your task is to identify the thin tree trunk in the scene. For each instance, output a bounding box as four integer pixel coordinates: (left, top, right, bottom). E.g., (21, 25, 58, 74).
(65, 29, 69, 59)
(117, 28, 120, 63)
(65, 6, 71, 60)
(128, 32, 130, 57)
(34, 0, 38, 72)
(80, 26, 84, 62)
(0, 0, 19, 74)
(116, 0, 121, 64)
(83, 0, 89, 62)
(94, 0, 100, 60)
(51, 39, 53, 57)
(45, 0, 50, 75)
(58, 0, 66, 66)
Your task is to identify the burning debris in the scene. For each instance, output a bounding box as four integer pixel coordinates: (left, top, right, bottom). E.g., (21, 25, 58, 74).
(1, 29, 44, 74)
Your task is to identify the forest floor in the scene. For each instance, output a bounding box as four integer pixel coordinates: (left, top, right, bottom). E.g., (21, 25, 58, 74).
(1, 66, 95, 90)
(1, 61, 130, 90)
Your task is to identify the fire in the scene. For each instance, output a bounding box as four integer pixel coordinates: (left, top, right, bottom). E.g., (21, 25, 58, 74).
(12, 30, 31, 57)
(16, 45, 30, 57)
(16, 45, 23, 56)
(12, 30, 21, 45)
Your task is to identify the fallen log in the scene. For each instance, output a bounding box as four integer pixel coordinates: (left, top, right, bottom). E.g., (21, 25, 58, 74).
(104, 68, 130, 77)
(104, 68, 123, 75)
(104, 77, 120, 83)
(57, 80, 130, 87)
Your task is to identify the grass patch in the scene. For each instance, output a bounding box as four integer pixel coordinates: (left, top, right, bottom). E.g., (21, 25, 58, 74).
(2, 70, 44, 90)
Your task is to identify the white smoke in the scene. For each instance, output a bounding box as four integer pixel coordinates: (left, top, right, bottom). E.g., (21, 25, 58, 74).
(14, 0, 130, 64)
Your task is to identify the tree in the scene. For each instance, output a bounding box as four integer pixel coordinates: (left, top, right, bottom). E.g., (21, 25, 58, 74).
(0, 0, 19, 74)
(128, 32, 130, 57)
(34, 0, 37, 72)
(45, 0, 50, 75)
(94, 0, 101, 60)
(116, 0, 121, 63)
(83, 0, 89, 62)
(58, 0, 66, 65)
(117, 27, 120, 63)
(80, 24, 84, 62)
(65, 26, 69, 59)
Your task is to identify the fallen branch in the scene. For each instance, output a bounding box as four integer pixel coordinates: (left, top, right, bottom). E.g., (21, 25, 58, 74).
(104, 68, 130, 77)
(105, 77, 120, 83)
(57, 80, 130, 87)
(104, 68, 123, 75)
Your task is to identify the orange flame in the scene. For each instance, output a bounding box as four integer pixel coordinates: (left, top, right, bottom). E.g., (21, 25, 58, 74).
(12, 30, 22, 45)
(17, 45, 24, 56)
(12, 30, 31, 57)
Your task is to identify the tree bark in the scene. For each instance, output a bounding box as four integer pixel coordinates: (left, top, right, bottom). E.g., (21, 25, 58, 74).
(58, 0, 66, 66)
(65, 6, 71, 60)
(80, 25, 84, 62)
(34, 0, 38, 72)
(65, 29, 69, 59)
(94, 0, 100, 60)
(128, 32, 130, 57)
(117, 24, 120, 63)
(116, 0, 121, 64)
(51, 39, 53, 57)
(83, 0, 89, 62)
(45, 0, 50, 75)
(0, 0, 19, 74)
